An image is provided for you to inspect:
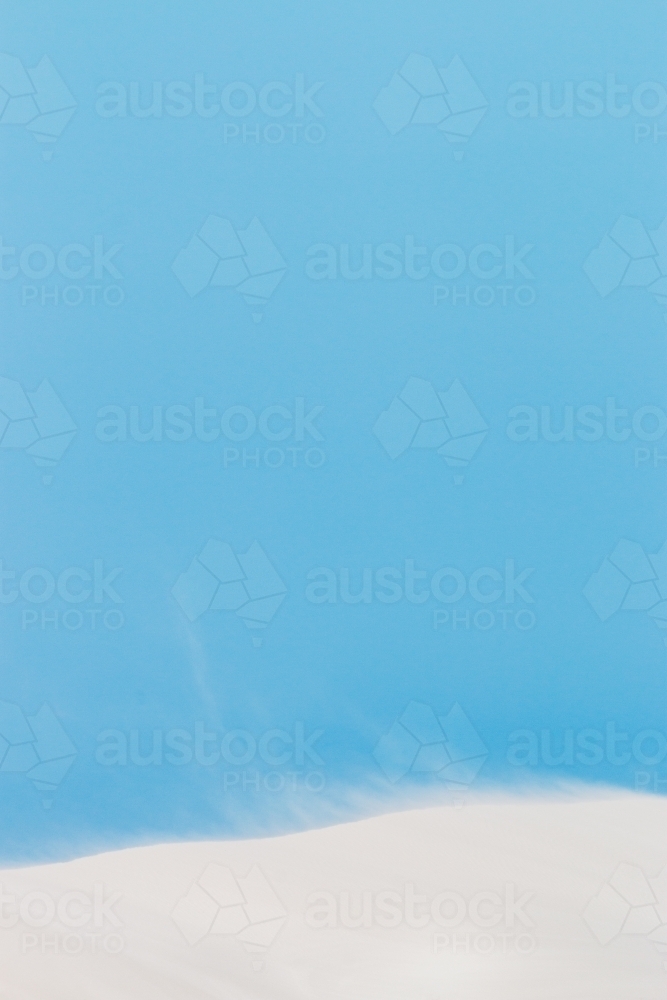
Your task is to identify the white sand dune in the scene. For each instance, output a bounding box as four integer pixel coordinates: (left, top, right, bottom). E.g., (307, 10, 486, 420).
(0, 790, 665, 999)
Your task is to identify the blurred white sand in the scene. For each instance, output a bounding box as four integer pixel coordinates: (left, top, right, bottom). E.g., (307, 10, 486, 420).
(0, 790, 665, 999)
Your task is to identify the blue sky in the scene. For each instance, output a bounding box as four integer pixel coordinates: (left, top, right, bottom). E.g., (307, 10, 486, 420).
(1, 0, 666, 864)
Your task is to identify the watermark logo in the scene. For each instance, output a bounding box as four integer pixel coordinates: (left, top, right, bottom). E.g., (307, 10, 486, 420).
(1, 235, 124, 308)
(373, 701, 487, 789)
(2, 559, 124, 633)
(304, 881, 535, 955)
(171, 864, 286, 968)
(374, 53, 487, 159)
(373, 377, 487, 484)
(507, 75, 667, 144)
(172, 215, 286, 322)
(95, 73, 325, 146)
(95, 396, 326, 471)
(306, 559, 536, 633)
(95, 721, 325, 793)
(0, 701, 76, 807)
(305, 235, 536, 308)
(583, 539, 667, 642)
(583, 863, 667, 969)
(1, 882, 123, 956)
(506, 398, 667, 470)
(583, 215, 667, 318)
(0, 377, 75, 484)
(0, 54, 76, 160)
(507, 723, 667, 792)
(172, 540, 286, 645)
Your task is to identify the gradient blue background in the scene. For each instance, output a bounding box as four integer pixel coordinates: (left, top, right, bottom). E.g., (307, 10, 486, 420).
(1, 0, 666, 864)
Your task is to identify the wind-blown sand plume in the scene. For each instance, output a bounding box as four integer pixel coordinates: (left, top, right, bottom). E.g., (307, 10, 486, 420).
(0, 791, 665, 998)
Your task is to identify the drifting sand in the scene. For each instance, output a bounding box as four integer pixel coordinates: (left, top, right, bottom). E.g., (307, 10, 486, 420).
(0, 791, 665, 998)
